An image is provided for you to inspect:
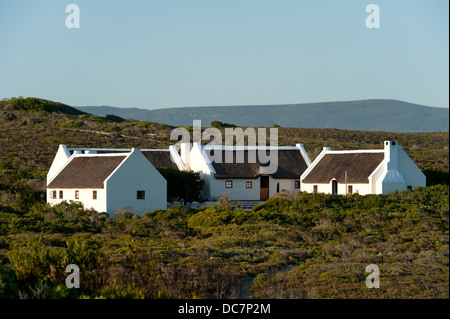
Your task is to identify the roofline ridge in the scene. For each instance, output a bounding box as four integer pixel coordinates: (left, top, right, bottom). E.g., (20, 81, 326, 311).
(326, 149, 384, 154)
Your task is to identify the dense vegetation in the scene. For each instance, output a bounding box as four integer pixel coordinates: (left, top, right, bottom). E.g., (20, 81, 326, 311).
(0, 186, 448, 299)
(0, 97, 448, 299)
(1, 97, 85, 116)
(157, 167, 205, 202)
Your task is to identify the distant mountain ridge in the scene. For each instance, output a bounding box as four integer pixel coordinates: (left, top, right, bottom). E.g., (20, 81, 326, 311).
(74, 99, 449, 133)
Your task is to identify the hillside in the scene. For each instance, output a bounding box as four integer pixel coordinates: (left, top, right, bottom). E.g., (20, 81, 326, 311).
(0, 97, 448, 300)
(2, 97, 86, 116)
(75, 99, 450, 133)
(0, 97, 448, 195)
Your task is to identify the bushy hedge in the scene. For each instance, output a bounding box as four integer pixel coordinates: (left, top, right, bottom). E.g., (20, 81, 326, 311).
(157, 167, 205, 202)
(0, 185, 448, 299)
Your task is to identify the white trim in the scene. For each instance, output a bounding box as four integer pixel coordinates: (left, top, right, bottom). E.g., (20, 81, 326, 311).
(102, 150, 134, 186)
(199, 144, 217, 174)
(301, 148, 385, 184)
(168, 145, 187, 170)
(325, 149, 384, 154)
(300, 148, 329, 182)
(202, 145, 299, 151)
(296, 143, 312, 166)
(47, 153, 128, 186)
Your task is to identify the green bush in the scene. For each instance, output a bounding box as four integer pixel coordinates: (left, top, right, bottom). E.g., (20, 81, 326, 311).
(59, 120, 84, 129)
(7, 237, 65, 284)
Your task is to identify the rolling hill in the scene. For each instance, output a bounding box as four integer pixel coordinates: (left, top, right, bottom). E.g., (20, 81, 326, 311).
(75, 99, 449, 133)
(0, 97, 448, 300)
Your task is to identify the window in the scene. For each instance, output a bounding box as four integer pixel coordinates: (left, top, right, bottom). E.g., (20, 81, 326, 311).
(59, 190, 63, 199)
(51, 190, 57, 199)
(407, 185, 412, 190)
(295, 181, 300, 189)
(348, 185, 353, 194)
(137, 190, 145, 200)
(225, 180, 233, 188)
(246, 181, 252, 189)
(75, 190, 79, 199)
(313, 185, 318, 193)
(93, 191, 97, 200)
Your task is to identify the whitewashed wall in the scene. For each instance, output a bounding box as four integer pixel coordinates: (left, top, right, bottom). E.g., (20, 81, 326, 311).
(208, 176, 300, 201)
(46, 188, 107, 212)
(369, 162, 385, 194)
(106, 149, 167, 216)
(188, 143, 214, 200)
(209, 178, 261, 201)
(301, 181, 372, 195)
(398, 147, 426, 188)
(270, 178, 300, 196)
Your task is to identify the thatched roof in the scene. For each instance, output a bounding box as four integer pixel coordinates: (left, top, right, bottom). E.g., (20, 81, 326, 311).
(48, 156, 127, 189)
(206, 149, 308, 179)
(302, 152, 385, 184)
(142, 150, 178, 169)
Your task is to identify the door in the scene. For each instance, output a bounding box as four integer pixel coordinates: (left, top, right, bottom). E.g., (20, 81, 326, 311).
(332, 180, 338, 195)
(260, 176, 269, 200)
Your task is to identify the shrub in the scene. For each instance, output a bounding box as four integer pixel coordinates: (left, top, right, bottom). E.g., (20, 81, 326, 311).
(157, 167, 205, 202)
(104, 114, 125, 123)
(59, 120, 84, 129)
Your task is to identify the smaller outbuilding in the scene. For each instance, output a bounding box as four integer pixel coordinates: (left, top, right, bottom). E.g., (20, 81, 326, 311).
(300, 140, 426, 195)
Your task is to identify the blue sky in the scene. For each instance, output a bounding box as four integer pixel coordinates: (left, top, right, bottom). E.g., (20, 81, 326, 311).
(0, 0, 448, 109)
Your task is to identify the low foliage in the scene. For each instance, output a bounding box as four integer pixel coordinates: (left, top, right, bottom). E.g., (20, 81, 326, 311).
(0, 97, 448, 299)
(0, 185, 447, 299)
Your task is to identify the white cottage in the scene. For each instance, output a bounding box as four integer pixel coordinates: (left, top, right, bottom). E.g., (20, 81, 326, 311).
(46, 146, 167, 215)
(181, 142, 311, 201)
(300, 140, 426, 195)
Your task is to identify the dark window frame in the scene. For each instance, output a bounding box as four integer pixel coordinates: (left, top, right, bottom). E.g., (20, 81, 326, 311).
(137, 190, 145, 200)
(225, 180, 233, 188)
(246, 181, 252, 189)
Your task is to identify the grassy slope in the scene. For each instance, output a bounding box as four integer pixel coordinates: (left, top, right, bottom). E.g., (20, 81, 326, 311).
(0, 97, 448, 299)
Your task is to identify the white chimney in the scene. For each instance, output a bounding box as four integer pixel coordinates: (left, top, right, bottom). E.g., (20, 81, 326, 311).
(384, 140, 398, 170)
(380, 140, 406, 193)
